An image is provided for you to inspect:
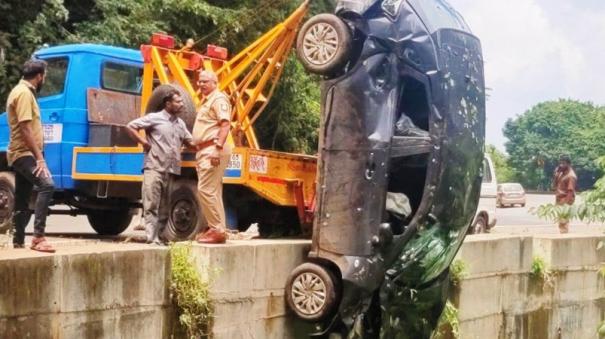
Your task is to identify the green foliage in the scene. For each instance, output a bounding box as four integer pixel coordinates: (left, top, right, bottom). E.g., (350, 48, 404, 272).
(449, 260, 467, 288)
(503, 99, 605, 190)
(169, 243, 215, 338)
(256, 55, 320, 154)
(530, 256, 555, 289)
(0, 0, 332, 154)
(598, 319, 605, 338)
(598, 265, 605, 280)
(485, 144, 517, 183)
(432, 301, 460, 339)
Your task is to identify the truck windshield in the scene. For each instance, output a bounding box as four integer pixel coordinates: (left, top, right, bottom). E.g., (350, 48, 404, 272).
(39, 57, 68, 98)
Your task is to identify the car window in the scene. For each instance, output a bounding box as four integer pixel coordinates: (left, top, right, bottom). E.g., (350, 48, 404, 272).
(38, 57, 68, 98)
(102, 62, 143, 94)
(482, 158, 492, 183)
(502, 184, 523, 192)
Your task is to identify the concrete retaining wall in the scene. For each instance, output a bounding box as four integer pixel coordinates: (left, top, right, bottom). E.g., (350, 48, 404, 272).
(456, 234, 605, 339)
(0, 235, 603, 338)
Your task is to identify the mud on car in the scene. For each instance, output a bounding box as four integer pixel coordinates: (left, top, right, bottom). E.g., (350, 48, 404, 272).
(286, 0, 486, 337)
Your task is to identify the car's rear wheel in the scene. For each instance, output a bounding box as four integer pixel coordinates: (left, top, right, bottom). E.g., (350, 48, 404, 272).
(296, 13, 352, 75)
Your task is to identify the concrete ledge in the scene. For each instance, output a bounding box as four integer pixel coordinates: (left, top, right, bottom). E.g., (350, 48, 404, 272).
(0, 234, 604, 339)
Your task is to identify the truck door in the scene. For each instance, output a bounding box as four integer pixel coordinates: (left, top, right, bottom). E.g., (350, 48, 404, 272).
(37, 56, 69, 188)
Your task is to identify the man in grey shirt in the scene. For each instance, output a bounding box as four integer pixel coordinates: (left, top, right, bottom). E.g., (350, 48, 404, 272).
(126, 89, 197, 244)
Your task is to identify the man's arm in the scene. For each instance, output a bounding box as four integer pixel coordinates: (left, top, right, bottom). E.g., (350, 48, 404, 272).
(216, 120, 230, 147)
(19, 120, 49, 177)
(126, 116, 152, 151)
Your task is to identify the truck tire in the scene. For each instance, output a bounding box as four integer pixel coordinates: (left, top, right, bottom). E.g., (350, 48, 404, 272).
(296, 13, 352, 75)
(0, 172, 15, 234)
(87, 209, 133, 235)
(163, 179, 207, 241)
(145, 84, 197, 131)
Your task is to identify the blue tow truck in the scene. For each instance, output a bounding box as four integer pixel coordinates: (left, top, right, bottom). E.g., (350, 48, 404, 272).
(0, 44, 150, 236)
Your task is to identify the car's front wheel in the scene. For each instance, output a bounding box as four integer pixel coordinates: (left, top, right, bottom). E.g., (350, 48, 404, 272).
(285, 262, 340, 321)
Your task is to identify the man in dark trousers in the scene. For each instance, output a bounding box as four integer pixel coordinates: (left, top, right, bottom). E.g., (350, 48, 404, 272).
(552, 154, 577, 234)
(6, 59, 55, 252)
(126, 89, 197, 245)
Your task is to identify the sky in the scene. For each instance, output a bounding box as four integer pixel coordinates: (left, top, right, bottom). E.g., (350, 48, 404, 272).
(447, 0, 605, 151)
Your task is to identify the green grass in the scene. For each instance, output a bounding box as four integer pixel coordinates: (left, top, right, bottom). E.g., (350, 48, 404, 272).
(449, 260, 467, 288)
(169, 243, 216, 338)
(432, 300, 460, 339)
(530, 256, 555, 289)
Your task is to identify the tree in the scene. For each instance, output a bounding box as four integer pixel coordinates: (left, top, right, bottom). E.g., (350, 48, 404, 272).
(503, 99, 605, 190)
(485, 144, 517, 183)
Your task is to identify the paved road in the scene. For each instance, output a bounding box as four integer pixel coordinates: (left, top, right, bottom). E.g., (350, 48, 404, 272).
(491, 193, 604, 235)
(2, 193, 603, 248)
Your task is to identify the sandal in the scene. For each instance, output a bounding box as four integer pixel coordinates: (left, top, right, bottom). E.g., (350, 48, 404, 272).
(30, 237, 56, 253)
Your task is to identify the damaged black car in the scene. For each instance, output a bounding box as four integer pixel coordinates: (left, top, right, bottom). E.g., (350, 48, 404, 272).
(285, 0, 485, 337)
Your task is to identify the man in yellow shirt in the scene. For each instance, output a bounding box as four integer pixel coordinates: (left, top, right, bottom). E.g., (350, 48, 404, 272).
(193, 70, 232, 244)
(6, 59, 55, 252)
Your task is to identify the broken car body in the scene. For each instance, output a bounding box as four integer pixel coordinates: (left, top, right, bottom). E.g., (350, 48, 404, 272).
(287, 0, 485, 337)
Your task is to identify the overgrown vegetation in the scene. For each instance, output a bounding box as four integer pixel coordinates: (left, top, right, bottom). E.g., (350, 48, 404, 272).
(598, 319, 605, 338)
(504, 99, 605, 190)
(432, 301, 460, 339)
(169, 243, 215, 338)
(449, 260, 467, 288)
(486, 144, 517, 183)
(530, 256, 555, 289)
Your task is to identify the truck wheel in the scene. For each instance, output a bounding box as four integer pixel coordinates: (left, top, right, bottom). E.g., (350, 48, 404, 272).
(163, 179, 207, 241)
(286, 262, 340, 322)
(87, 209, 133, 235)
(296, 13, 352, 75)
(145, 84, 197, 131)
(0, 172, 15, 234)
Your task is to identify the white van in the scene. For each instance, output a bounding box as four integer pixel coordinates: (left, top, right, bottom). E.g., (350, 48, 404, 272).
(470, 154, 497, 233)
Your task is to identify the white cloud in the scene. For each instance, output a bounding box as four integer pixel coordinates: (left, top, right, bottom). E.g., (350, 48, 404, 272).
(447, 0, 605, 150)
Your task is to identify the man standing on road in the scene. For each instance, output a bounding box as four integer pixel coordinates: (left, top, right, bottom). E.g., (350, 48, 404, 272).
(6, 59, 55, 252)
(126, 89, 196, 245)
(552, 154, 577, 234)
(192, 70, 232, 244)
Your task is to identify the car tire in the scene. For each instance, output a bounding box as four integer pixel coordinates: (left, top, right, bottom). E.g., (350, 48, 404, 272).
(521, 203, 526, 207)
(296, 13, 352, 75)
(471, 214, 488, 234)
(87, 209, 133, 235)
(0, 172, 15, 234)
(285, 262, 340, 322)
(145, 83, 197, 131)
(162, 179, 207, 241)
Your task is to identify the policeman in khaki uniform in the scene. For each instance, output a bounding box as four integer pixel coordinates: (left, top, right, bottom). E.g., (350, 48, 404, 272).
(193, 70, 232, 244)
